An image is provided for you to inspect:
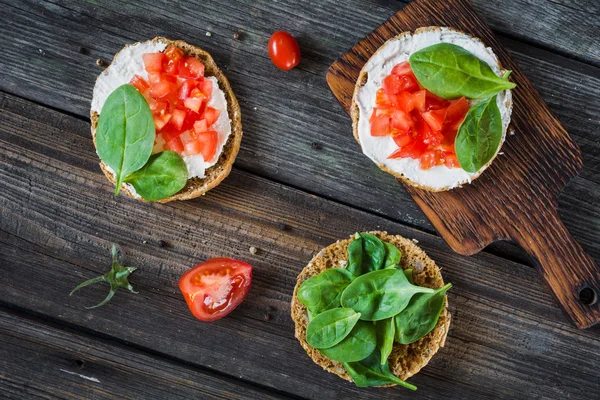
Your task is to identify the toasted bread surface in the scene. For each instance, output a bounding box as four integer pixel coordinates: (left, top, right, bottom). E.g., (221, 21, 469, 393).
(90, 37, 242, 202)
(350, 26, 513, 191)
(291, 231, 451, 386)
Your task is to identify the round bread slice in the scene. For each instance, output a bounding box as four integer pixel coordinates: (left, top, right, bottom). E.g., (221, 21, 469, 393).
(351, 26, 513, 192)
(291, 231, 451, 386)
(90, 37, 242, 203)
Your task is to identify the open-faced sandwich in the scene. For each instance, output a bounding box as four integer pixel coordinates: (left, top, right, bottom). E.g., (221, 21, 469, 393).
(352, 27, 515, 191)
(291, 232, 451, 390)
(91, 37, 242, 202)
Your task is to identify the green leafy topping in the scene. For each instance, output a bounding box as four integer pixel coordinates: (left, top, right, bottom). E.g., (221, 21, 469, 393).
(318, 321, 377, 362)
(301, 233, 452, 390)
(383, 242, 402, 268)
(375, 317, 395, 364)
(306, 308, 361, 349)
(395, 283, 452, 345)
(298, 268, 354, 317)
(343, 352, 417, 390)
(124, 151, 188, 201)
(96, 84, 155, 195)
(70, 244, 138, 309)
(409, 43, 516, 100)
(454, 95, 503, 172)
(341, 268, 434, 321)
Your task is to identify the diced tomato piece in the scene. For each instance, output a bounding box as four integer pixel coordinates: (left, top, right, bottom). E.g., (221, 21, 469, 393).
(370, 114, 390, 136)
(165, 46, 184, 63)
(130, 75, 150, 93)
(142, 53, 165, 73)
(391, 62, 412, 77)
(194, 130, 218, 162)
(383, 74, 403, 95)
(425, 91, 449, 110)
(397, 92, 415, 113)
(375, 89, 388, 106)
(397, 74, 419, 92)
(189, 87, 206, 99)
(392, 133, 412, 147)
(179, 130, 194, 145)
(178, 80, 192, 100)
(149, 99, 169, 114)
(153, 113, 172, 131)
(160, 129, 180, 143)
(422, 109, 446, 132)
(194, 119, 208, 134)
(184, 139, 203, 156)
(388, 140, 426, 159)
(412, 90, 426, 112)
(444, 153, 460, 168)
(165, 136, 184, 153)
(201, 79, 213, 97)
(186, 57, 205, 79)
(390, 109, 413, 133)
(170, 109, 187, 131)
(419, 151, 437, 169)
(149, 81, 174, 99)
(153, 135, 166, 154)
(445, 97, 469, 131)
(164, 58, 180, 75)
(184, 97, 204, 113)
(204, 107, 220, 127)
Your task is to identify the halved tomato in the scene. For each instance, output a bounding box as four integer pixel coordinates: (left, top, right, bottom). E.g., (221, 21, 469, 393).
(178, 258, 252, 322)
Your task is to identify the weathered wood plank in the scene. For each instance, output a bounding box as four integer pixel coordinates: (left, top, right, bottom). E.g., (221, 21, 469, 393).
(0, 0, 598, 260)
(1, 92, 599, 399)
(0, 308, 290, 400)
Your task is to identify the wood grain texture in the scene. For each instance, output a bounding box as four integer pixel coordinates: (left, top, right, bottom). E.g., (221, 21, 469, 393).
(1, 92, 600, 399)
(326, 0, 600, 329)
(0, 308, 288, 400)
(0, 0, 598, 268)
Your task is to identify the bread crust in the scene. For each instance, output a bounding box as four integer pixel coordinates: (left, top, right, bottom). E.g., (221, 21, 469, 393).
(350, 26, 513, 192)
(291, 231, 451, 386)
(90, 37, 242, 202)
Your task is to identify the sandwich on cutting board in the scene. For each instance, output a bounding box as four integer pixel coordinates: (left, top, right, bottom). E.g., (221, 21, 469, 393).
(352, 27, 515, 191)
(91, 37, 242, 202)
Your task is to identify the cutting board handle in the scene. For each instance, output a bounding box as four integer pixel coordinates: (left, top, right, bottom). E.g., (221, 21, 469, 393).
(512, 205, 600, 328)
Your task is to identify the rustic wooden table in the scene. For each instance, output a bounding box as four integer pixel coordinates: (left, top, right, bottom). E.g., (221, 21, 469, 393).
(1, 1, 599, 399)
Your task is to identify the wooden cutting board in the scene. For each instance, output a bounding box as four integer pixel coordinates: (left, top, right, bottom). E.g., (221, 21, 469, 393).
(326, 0, 600, 329)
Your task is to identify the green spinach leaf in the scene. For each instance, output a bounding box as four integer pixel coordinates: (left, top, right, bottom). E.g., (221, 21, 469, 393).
(343, 352, 417, 390)
(124, 151, 188, 201)
(346, 234, 363, 276)
(383, 242, 402, 268)
(404, 269, 414, 284)
(454, 96, 502, 173)
(395, 283, 452, 345)
(319, 320, 376, 362)
(375, 317, 395, 364)
(359, 233, 386, 273)
(341, 269, 434, 321)
(306, 308, 361, 349)
(409, 43, 516, 100)
(96, 84, 155, 194)
(298, 268, 354, 317)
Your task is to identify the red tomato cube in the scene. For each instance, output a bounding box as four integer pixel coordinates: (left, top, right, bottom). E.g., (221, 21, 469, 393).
(184, 139, 203, 156)
(186, 57, 205, 79)
(201, 79, 213, 97)
(370, 114, 390, 136)
(130, 75, 150, 93)
(165, 136, 184, 153)
(390, 109, 413, 133)
(391, 62, 412, 76)
(204, 107, 220, 127)
(171, 109, 187, 131)
(193, 119, 208, 134)
(184, 97, 204, 113)
(195, 130, 218, 162)
(165, 46, 184, 62)
(149, 81, 174, 99)
(142, 53, 165, 73)
(412, 90, 427, 112)
(153, 113, 172, 131)
(422, 109, 446, 132)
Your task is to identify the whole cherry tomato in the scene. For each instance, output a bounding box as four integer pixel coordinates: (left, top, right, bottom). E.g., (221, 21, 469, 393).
(178, 258, 252, 322)
(268, 31, 301, 70)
